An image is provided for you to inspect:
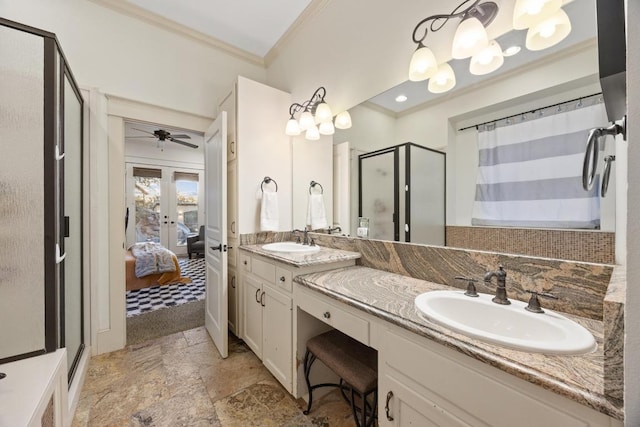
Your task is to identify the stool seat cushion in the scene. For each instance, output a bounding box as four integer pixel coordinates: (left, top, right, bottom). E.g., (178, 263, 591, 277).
(307, 329, 378, 394)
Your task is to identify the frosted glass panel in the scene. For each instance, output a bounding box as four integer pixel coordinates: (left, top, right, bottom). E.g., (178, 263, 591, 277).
(64, 76, 83, 374)
(0, 27, 45, 359)
(361, 152, 395, 240)
(411, 147, 445, 245)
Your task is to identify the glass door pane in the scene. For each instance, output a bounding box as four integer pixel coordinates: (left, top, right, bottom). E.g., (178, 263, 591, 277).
(174, 171, 200, 251)
(359, 149, 397, 240)
(133, 167, 162, 243)
(410, 146, 446, 245)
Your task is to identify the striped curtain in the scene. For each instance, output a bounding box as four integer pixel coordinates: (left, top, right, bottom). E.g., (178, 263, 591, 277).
(472, 102, 608, 229)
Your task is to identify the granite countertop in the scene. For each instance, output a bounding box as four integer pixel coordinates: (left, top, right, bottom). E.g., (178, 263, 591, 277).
(239, 243, 361, 267)
(294, 265, 623, 421)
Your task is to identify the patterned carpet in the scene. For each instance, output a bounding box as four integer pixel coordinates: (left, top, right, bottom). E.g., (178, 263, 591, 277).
(126, 257, 205, 317)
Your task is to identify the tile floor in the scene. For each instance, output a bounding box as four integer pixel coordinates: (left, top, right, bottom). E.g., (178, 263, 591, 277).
(73, 327, 358, 426)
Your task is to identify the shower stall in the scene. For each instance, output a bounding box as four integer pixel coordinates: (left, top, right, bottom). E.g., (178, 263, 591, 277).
(358, 143, 445, 245)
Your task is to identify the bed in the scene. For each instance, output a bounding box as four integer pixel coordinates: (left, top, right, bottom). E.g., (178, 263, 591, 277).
(125, 244, 191, 292)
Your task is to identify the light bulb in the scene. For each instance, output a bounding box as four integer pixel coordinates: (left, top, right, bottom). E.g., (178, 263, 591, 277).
(538, 21, 556, 38)
(452, 17, 489, 59)
(408, 45, 438, 81)
(314, 102, 333, 123)
(298, 111, 315, 131)
(285, 118, 301, 136)
(305, 125, 320, 141)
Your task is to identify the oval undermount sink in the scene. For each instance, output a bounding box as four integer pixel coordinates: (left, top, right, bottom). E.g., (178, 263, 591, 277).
(415, 290, 596, 355)
(262, 242, 321, 254)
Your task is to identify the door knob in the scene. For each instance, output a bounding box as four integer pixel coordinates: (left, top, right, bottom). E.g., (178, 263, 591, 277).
(211, 244, 228, 252)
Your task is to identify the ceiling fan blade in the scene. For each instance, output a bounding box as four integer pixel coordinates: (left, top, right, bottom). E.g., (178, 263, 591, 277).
(169, 137, 198, 149)
(132, 128, 156, 136)
(168, 134, 191, 139)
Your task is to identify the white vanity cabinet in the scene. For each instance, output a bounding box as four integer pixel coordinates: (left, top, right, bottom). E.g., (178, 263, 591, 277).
(377, 326, 622, 427)
(241, 254, 294, 392)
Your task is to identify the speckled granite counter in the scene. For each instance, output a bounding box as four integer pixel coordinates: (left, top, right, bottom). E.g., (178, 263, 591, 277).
(239, 243, 361, 267)
(294, 265, 623, 421)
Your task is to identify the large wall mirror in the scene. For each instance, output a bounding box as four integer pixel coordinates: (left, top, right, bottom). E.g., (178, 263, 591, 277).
(329, 0, 619, 261)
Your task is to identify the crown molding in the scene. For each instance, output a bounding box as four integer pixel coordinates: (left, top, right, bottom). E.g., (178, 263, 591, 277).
(89, 0, 265, 66)
(264, 0, 332, 67)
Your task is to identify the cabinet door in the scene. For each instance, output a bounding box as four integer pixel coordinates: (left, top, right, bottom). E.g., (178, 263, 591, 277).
(228, 267, 238, 335)
(380, 372, 475, 427)
(243, 275, 263, 357)
(262, 285, 293, 392)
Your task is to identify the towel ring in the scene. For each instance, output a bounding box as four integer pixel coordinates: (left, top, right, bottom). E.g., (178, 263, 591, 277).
(309, 181, 323, 194)
(261, 176, 278, 192)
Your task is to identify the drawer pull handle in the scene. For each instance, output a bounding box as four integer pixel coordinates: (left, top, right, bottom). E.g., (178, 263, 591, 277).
(261, 291, 265, 307)
(244, 260, 248, 265)
(385, 391, 394, 421)
(231, 276, 236, 289)
(279, 276, 286, 282)
(323, 311, 331, 319)
(255, 289, 261, 304)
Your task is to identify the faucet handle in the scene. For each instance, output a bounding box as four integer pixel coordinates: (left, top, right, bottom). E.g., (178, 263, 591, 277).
(525, 290, 558, 313)
(454, 276, 479, 297)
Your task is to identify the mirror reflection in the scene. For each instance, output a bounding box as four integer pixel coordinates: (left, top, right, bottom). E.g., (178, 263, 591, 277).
(333, 0, 615, 245)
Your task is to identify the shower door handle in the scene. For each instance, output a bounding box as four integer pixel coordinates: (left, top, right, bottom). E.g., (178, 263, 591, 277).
(55, 243, 66, 264)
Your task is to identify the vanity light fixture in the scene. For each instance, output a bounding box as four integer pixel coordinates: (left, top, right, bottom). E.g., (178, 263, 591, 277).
(285, 86, 351, 140)
(408, 0, 501, 93)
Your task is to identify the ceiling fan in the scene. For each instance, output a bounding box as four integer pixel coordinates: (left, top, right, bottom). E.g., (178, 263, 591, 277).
(127, 128, 198, 149)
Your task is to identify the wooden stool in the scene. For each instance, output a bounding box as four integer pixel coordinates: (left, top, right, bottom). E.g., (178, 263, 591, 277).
(303, 329, 378, 427)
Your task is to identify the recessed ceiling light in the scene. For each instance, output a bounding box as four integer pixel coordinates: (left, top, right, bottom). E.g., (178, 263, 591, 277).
(503, 45, 521, 57)
(395, 94, 408, 103)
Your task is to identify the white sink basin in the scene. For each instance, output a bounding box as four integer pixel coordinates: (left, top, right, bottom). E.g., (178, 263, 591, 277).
(414, 290, 596, 355)
(262, 242, 320, 254)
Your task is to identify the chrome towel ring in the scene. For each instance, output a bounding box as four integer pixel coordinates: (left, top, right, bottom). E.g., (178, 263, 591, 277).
(309, 180, 323, 194)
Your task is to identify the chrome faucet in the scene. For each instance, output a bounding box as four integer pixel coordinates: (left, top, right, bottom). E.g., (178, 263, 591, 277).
(327, 226, 342, 235)
(483, 264, 510, 305)
(292, 227, 310, 245)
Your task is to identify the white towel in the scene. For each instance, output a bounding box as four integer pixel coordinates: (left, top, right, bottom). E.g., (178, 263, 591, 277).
(260, 190, 279, 231)
(306, 193, 328, 230)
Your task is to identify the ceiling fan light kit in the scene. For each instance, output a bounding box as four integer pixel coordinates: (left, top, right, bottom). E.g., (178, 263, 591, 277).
(285, 86, 351, 140)
(408, 0, 572, 94)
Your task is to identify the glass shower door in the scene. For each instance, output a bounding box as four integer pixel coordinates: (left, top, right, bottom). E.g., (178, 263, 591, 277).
(359, 148, 398, 240)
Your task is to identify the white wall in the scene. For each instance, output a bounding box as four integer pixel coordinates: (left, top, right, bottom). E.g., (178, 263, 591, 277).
(1, 0, 266, 117)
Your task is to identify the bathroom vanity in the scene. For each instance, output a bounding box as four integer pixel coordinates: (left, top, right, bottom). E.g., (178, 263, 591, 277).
(238, 239, 623, 426)
(238, 244, 360, 393)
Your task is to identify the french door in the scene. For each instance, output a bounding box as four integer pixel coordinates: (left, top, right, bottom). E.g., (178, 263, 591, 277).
(125, 163, 204, 255)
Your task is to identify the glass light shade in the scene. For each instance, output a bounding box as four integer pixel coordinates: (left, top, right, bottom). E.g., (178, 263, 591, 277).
(408, 45, 438, 81)
(470, 40, 504, 75)
(526, 8, 571, 51)
(285, 118, 301, 136)
(314, 102, 333, 123)
(319, 121, 335, 135)
(298, 111, 315, 131)
(305, 125, 320, 140)
(428, 63, 456, 93)
(334, 111, 352, 129)
(451, 17, 489, 59)
(513, 0, 562, 30)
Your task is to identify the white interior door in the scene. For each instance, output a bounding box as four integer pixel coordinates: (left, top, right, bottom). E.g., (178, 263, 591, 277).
(204, 112, 228, 358)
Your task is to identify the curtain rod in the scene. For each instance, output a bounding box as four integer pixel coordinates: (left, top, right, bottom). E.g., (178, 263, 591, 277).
(457, 92, 603, 132)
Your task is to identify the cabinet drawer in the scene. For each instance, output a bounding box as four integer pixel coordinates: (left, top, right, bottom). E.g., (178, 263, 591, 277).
(240, 253, 251, 272)
(252, 257, 275, 283)
(275, 266, 293, 293)
(297, 288, 369, 345)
